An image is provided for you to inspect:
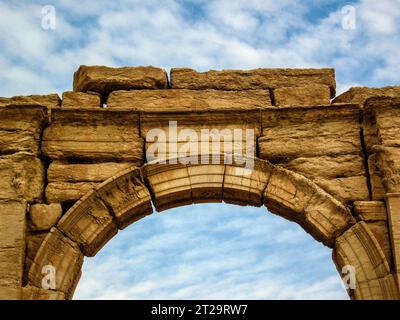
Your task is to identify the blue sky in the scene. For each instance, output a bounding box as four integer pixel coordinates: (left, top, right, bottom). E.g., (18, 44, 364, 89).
(1, 0, 399, 96)
(75, 204, 346, 299)
(0, 0, 399, 299)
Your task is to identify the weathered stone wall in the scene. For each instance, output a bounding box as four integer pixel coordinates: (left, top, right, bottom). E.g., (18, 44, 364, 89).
(0, 65, 400, 300)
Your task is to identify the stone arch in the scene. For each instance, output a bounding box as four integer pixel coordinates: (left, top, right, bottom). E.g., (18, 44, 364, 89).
(333, 221, 399, 299)
(26, 155, 399, 300)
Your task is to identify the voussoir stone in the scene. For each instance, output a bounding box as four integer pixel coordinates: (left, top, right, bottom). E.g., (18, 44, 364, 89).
(62, 91, 101, 108)
(57, 190, 118, 256)
(107, 89, 271, 111)
(333, 221, 390, 283)
(333, 221, 398, 299)
(223, 157, 274, 207)
(96, 167, 153, 229)
(29, 203, 63, 231)
(28, 227, 83, 296)
(24, 233, 47, 281)
(366, 221, 392, 267)
(73, 65, 168, 95)
(264, 165, 354, 245)
(171, 68, 336, 97)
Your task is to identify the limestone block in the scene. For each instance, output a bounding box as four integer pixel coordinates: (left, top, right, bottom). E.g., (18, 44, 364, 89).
(46, 182, 98, 203)
(363, 97, 400, 152)
(312, 176, 369, 204)
(259, 104, 366, 203)
(46, 162, 135, 203)
(47, 161, 134, 182)
(259, 104, 361, 161)
(363, 98, 400, 194)
(62, 91, 101, 108)
(141, 110, 260, 162)
(0, 105, 47, 155)
(223, 157, 273, 206)
(0, 200, 27, 287)
(281, 155, 369, 203)
(366, 98, 400, 148)
(281, 155, 365, 180)
(354, 201, 387, 221)
(42, 109, 143, 163)
(28, 228, 83, 296)
(57, 190, 117, 256)
(29, 203, 62, 231)
(171, 68, 336, 97)
(0, 152, 44, 202)
(373, 147, 400, 193)
(73, 65, 168, 95)
(273, 84, 331, 106)
(0, 94, 60, 109)
(333, 86, 400, 106)
(96, 167, 152, 229)
(107, 89, 271, 111)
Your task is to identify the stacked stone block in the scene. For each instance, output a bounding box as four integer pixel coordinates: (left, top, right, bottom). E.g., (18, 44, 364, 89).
(0, 65, 399, 300)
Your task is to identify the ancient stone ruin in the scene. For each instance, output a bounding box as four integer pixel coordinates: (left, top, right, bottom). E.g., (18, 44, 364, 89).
(0, 65, 400, 300)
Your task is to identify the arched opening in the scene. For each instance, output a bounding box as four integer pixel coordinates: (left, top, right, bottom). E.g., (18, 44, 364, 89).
(74, 203, 348, 299)
(26, 155, 398, 300)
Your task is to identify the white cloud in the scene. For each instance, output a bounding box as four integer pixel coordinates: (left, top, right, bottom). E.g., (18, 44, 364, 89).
(1, 0, 399, 97)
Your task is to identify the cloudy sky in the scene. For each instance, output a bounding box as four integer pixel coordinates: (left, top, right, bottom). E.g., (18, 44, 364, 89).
(1, 0, 399, 299)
